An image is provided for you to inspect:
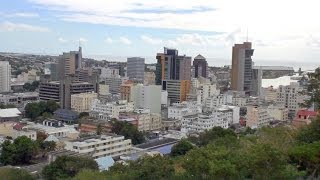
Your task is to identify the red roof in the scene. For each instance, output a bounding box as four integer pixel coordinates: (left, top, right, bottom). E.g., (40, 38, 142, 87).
(296, 109, 318, 117)
(13, 123, 24, 131)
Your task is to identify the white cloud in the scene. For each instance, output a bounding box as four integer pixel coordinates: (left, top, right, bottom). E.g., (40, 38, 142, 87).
(0, 21, 49, 32)
(9, 13, 39, 18)
(105, 37, 113, 44)
(141, 35, 162, 45)
(79, 37, 88, 43)
(58, 37, 68, 43)
(119, 37, 132, 45)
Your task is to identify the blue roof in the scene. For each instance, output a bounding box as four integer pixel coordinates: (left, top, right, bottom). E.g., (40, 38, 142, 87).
(149, 143, 176, 155)
(95, 156, 115, 171)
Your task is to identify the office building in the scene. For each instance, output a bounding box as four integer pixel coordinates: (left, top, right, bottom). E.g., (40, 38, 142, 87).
(39, 79, 96, 109)
(131, 84, 162, 113)
(64, 134, 132, 159)
(156, 48, 191, 103)
(0, 92, 39, 107)
(99, 67, 119, 79)
(44, 62, 59, 81)
(58, 47, 82, 80)
(231, 42, 254, 96)
(71, 92, 98, 113)
(127, 57, 145, 82)
(105, 77, 122, 94)
(193, 54, 208, 78)
(0, 61, 11, 93)
(120, 83, 134, 102)
(252, 67, 262, 96)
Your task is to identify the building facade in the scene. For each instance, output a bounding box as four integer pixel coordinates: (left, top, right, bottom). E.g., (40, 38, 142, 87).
(193, 54, 208, 78)
(127, 57, 145, 82)
(156, 48, 191, 103)
(231, 42, 254, 96)
(246, 105, 273, 128)
(0, 61, 11, 93)
(71, 92, 98, 112)
(64, 134, 132, 159)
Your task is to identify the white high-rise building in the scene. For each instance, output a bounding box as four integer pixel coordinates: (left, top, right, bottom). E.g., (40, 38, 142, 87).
(131, 84, 161, 113)
(276, 82, 306, 113)
(0, 61, 11, 93)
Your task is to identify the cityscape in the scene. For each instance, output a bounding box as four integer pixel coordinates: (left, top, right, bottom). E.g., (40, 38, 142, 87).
(0, 0, 320, 179)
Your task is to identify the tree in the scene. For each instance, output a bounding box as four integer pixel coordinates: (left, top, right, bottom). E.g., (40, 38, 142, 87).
(45, 100, 60, 114)
(304, 67, 320, 110)
(96, 123, 102, 135)
(106, 155, 175, 180)
(189, 127, 237, 146)
(25, 101, 59, 121)
(0, 168, 34, 180)
(289, 141, 320, 178)
(296, 116, 320, 144)
(170, 139, 194, 157)
(73, 169, 106, 180)
(25, 102, 42, 120)
(42, 156, 98, 180)
(0, 136, 38, 165)
(111, 120, 145, 145)
(79, 112, 89, 119)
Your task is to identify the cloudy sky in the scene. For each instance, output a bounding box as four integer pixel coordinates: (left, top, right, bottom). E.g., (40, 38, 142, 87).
(1, 0, 320, 65)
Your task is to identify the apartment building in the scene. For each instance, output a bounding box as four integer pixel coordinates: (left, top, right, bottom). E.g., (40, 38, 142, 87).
(119, 112, 162, 132)
(246, 105, 273, 128)
(71, 92, 98, 112)
(181, 111, 229, 133)
(90, 99, 134, 119)
(267, 105, 289, 121)
(64, 134, 132, 159)
(276, 82, 305, 113)
(168, 101, 202, 120)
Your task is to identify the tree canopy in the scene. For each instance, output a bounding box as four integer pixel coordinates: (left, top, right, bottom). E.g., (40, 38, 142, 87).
(111, 120, 145, 145)
(25, 100, 60, 121)
(71, 118, 320, 179)
(0, 136, 38, 165)
(42, 156, 98, 180)
(0, 168, 34, 180)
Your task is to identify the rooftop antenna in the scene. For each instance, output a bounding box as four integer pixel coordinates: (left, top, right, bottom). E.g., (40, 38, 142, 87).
(78, 39, 81, 48)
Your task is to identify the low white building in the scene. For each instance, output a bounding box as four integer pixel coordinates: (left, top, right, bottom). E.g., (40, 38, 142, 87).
(26, 122, 79, 139)
(216, 105, 240, 125)
(0, 92, 39, 107)
(181, 111, 229, 133)
(90, 99, 134, 119)
(168, 101, 202, 120)
(64, 134, 132, 159)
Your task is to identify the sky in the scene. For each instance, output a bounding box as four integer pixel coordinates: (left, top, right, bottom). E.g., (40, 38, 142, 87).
(1, 0, 320, 66)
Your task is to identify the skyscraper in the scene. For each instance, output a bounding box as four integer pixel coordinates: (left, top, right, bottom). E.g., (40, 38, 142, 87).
(127, 57, 145, 82)
(193, 54, 208, 78)
(155, 47, 191, 103)
(58, 47, 82, 80)
(0, 61, 11, 93)
(231, 42, 254, 96)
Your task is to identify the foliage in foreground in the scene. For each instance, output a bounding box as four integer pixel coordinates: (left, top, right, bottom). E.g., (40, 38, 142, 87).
(42, 156, 98, 180)
(0, 168, 34, 180)
(72, 118, 320, 180)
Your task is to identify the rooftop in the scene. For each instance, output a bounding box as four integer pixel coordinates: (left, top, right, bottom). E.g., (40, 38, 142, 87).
(0, 108, 21, 118)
